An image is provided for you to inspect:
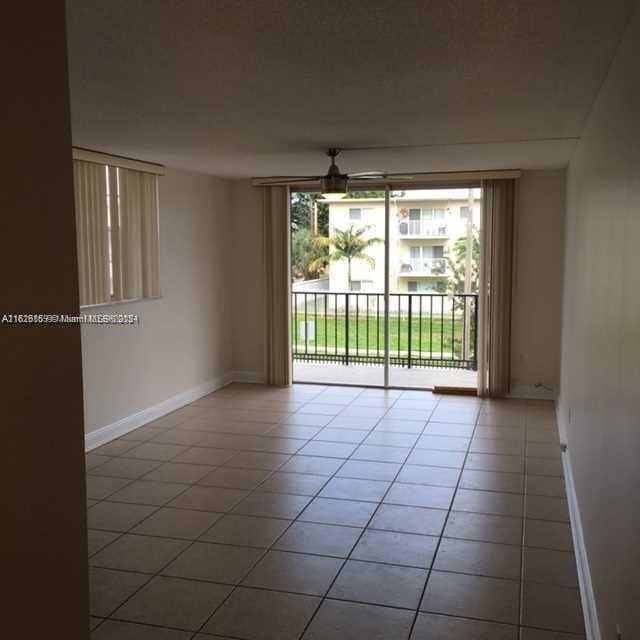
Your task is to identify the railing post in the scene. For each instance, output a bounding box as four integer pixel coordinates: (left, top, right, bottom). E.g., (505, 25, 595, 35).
(345, 293, 350, 366)
(473, 294, 479, 370)
(407, 294, 412, 369)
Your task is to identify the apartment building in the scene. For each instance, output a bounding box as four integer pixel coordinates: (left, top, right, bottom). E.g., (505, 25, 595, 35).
(327, 190, 480, 292)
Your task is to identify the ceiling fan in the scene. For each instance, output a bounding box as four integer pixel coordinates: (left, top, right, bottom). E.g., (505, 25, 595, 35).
(256, 148, 413, 200)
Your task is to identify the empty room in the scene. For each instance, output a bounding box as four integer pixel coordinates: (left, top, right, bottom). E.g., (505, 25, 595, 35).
(3, 1, 640, 639)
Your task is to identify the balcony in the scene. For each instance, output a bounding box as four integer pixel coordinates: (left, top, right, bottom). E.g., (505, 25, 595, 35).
(398, 220, 448, 238)
(398, 257, 448, 276)
(291, 291, 478, 371)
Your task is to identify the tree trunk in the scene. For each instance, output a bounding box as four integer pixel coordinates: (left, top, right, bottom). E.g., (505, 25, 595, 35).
(347, 259, 352, 291)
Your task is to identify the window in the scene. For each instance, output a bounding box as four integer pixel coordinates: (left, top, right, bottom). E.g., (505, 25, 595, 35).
(350, 280, 373, 292)
(460, 205, 470, 219)
(73, 158, 161, 307)
(407, 281, 417, 292)
(349, 208, 362, 221)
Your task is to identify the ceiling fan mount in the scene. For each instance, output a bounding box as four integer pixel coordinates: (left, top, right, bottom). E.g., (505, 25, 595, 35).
(255, 148, 412, 199)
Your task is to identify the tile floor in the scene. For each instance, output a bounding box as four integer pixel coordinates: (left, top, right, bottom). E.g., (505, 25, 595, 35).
(86, 383, 584, 640)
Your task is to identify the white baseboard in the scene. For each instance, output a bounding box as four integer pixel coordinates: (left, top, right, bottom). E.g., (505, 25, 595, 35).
(230, 369, 267, 384)
(85, 373, 233, 451)
(557, 409, 601, 640)
(509, 383, 556, 400)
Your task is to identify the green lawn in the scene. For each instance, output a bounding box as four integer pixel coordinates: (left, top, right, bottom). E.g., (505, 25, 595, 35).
(291, 314, 476, 360)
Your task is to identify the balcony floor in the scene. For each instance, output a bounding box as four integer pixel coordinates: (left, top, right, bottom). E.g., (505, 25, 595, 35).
(293, 361, 477, 389)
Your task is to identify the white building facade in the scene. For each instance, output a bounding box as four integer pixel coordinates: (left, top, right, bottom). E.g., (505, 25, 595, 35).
(327, 189, 480, 293)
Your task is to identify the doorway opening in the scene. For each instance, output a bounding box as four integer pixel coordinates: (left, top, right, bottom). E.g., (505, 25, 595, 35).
(290, 186, 480, 389)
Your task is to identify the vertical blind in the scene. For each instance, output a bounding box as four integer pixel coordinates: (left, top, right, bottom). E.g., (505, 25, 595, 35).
(73, 159, 160, 306)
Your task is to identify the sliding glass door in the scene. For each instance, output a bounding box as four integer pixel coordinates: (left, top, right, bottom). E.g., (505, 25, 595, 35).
(290, 185, 480, 390)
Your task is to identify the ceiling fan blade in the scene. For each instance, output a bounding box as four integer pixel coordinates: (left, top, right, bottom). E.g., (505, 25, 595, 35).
(348, 171, 385, 179)
(256, 176, 320, 185)
(384, 174, 415, 180)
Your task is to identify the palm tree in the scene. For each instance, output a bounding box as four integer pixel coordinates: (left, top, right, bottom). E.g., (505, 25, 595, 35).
(318, 225, 382, 290)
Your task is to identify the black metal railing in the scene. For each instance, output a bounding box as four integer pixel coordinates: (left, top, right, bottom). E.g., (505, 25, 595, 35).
(291, 292, 478, 370)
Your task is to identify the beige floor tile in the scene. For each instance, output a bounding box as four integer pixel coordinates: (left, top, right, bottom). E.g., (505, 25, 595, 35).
(444, 511, 522, 545)
(370, 504, 447, 536)
(417, 434, 470, 451)
(89, 567, 149, 617)
(320, 477, 390, 502)
(375, 418, 426, 434)
(142, 461, 214, 484)
(526, 442, 561, 459)
(526, 458, 563, 477)
(113, 575, 231, 631)
(525, 475, 566, 497)
(200, 514, 291, 547)
(420, 570, 519, 624)
(523, 547, 579, 587)
(411, 612, 517, 639)
(352, 444, 411, 463)
(91, 620, 191, 639)
(242, 550, 342, 595)
(89, 616, 102, 631)
(88, 457, 162, 479)
(204, 587, 319, 640)
(86, 476, 132, 500)
(299, 403, 344, 415)
(280, 455, 344, 475)
(470, 438, 524, 456)
(524, 519, 573, 551)
(150, 428, 210, 446)
(109, 480, 189, 506)
(169, 485, 248, 512)
(87, 501, 157, 532)
(284, 414, 333, 427)
(162, 542, 262, 584)
(87, 529, 120, 556)
(90, 534, 188, 573)
(387, 408, 436, 421)
(258, 471, 328, 496)
(275, 521, 362, 557)
(525, 495, 569, 522)
(337, 459, 401, 481)
(197, 466, 271, 490)
(328, 415, 381, 429)
(123, 442, 189, 462)
(313, 427, 369, 444)
(364, 431, 419, 447)
(225, 451, 291, 470)
(233, 491, 311, 519)
(434, 538, 521, 580)
(302, 599, 414, 639)
(407, 449, 466, 468)
(298, 441, 358, 458)
(329, 559, 427, 609)
(465, 453, 524, 473)
(521, 582, 584, 634)
(459, 469, 524, 494)
(452, 489, 523, 517)
(384, 482, 455, 509)
(172, 447, 237, 466)
(395, 464, 460, 487)
(352, 529, 437, 568)
(94, 440, 139, 457)
(525, 428, 560, 444)
(299, 497, 377, 527)
(423, 422, 475, 438)
(474, 426, 525, 441)
(132, 507, 221, 539)
(519, 627, 585, 640)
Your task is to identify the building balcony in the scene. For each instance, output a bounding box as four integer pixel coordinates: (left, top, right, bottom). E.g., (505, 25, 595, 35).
(398, 257, 448, 276)
(398, 221, 448, 238)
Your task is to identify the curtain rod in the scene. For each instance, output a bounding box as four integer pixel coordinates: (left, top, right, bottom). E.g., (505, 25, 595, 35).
(72, 147, 165, 175)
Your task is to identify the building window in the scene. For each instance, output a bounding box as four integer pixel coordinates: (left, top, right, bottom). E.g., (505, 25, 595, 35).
(349, 208, 362, 221)
(350, 280, 373, 292)
(460, 205, 470, 219)
(408, 281, 418, 292)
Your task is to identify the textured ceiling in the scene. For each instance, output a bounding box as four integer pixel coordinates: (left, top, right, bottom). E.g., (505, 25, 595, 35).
(66, 0, 635, 177)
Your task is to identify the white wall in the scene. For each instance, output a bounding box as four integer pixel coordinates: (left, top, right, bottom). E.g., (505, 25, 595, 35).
(559, 6, 640, 638)
(82, 169, 233, 435)
(230, 180, 266, 381)
(510, 169, 566, 397)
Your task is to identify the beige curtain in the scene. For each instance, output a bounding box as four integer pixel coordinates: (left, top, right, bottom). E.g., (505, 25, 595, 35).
(477, 179, 515, 397)
(112, 168, 160, 301)
(73, 160, 110, 306)
(263, 185, 292, 386)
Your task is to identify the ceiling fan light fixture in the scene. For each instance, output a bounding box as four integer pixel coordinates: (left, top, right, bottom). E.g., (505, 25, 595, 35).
(320, 173, 348, 200)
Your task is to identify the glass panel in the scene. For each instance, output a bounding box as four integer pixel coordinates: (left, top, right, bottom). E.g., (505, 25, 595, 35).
(389, 187, 481, 389)
(291, 189, 386, 387)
